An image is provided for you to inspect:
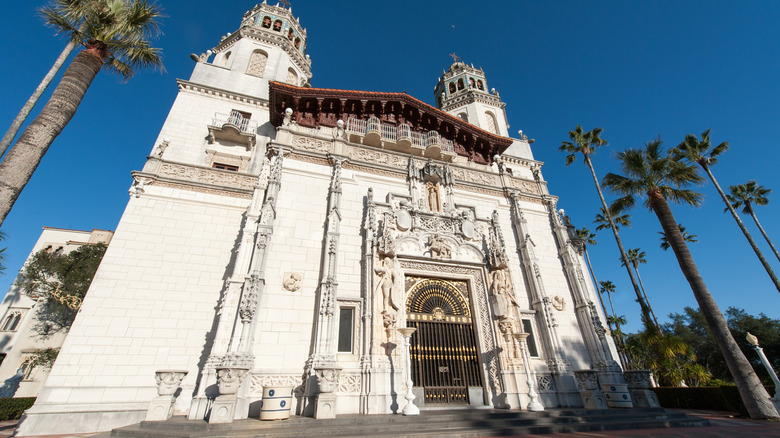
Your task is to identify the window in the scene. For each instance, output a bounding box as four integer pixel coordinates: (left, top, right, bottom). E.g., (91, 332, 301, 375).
(246, 50, 268, 77)
(457, 78, 464, 90)
(261, 16, 272, 28)
(227, 110, 251, 131)
(485, 111, 498, 134)
(294, 37, 301, 49)
(477, 80, 484, 90)
(337, 307, 354, 353)
(1, 311, 22, 331)
(521, 319, 539, 357)
(287, 28, 294, 40)
(448, 82, 456, 93)
(286, 67, 299, 85)
(213, 163, 239, 172)
(469, 77, 476, 88)
(18, 358, 34, 380)
(273, 19, 283, 32)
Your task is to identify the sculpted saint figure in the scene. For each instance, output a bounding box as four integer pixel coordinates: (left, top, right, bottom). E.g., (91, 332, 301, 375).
(491, 268, 519, 308)
(374, 257, 398, 312)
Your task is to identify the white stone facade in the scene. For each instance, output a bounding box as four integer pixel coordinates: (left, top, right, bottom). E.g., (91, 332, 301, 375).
(16, 3, 620, 436)
(0, 227, 113, 399)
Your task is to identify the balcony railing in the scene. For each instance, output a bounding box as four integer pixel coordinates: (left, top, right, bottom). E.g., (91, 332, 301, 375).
(213, 113, 258, 133)
(345, 117, 454, 156)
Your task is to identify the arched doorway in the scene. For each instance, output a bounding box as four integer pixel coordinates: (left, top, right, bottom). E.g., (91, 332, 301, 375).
(405, 276, 484, 405)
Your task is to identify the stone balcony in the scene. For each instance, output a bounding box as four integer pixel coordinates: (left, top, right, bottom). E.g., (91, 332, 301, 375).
(208, 112, 258, 150)
(346, 117, 457, 161)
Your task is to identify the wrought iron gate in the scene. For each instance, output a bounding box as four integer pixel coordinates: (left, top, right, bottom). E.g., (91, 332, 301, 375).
(406, 277, 483, 405)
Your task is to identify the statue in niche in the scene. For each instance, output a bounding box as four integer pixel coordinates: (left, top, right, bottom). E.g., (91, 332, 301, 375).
(491, 268, 519, 317)
(427, 234, 452, 259)
(425, 181, 441, 212)
(374, 257, 398, 313)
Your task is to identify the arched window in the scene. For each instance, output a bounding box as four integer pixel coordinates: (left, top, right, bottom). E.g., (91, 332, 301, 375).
(477, 80, 484, 90)
(1, 311, 21, 331)
(219, 51, 231, 68)
(246, 50, 268, 77)
(448, 82, 456, 93)
(261, 16, 272, 28)
(485, 111, 499, 134)
(286, 67, 299, 85)
(273, 19, 283, 31)
(294, 37, 301, 49)
(457, 79, 464, 90)
(287, 28, 294, 40)
(458, 112, 468, 123)
(469, 78, 476, 88)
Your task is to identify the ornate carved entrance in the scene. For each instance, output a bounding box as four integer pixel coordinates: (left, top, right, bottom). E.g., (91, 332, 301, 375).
(405, 276, 483, 405)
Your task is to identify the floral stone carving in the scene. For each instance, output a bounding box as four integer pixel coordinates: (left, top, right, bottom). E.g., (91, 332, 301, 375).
(623, 370, 652, 390)
(215, 366, 250, 396)
(574, 370, 600, 391)
(155, 370, 189, 396)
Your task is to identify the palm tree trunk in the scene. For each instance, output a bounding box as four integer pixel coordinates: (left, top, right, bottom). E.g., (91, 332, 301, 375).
(702, 163, 780, 293)
(584, 248, 612, 331)
(633, 265, 661, 329)
(584, 154, 653, 326)
(0, 40, 78, 160)
(649, 190, 777, 419)
(749, 207, 780, 264)
(0, 49, 103, 227)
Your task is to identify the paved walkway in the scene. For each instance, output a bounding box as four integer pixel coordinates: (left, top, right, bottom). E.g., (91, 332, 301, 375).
(1, 409, 778, 437)
(512, 409, 780, 438)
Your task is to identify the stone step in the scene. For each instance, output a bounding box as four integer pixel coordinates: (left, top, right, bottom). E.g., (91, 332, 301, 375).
(110, 408, 709, 438)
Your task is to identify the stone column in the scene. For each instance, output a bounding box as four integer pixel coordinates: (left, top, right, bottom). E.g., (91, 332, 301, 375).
(305, 156, 347, 417)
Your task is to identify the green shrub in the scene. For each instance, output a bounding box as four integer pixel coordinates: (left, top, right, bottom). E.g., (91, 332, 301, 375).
(654, 385, 775, 417)
(0, 397, 36, 421)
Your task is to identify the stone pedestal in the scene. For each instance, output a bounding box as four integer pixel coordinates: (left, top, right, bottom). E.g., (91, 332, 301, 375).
(314, 392, 338, 419)
(146, 396, 175, 421)
(574, 370, 607, 410)
(624, 370, 658, 408)
(210, 395, 239, 423)
(208, 366, 249, 424)
(631, 389, 660, 408)
(146, 370, 188, 421)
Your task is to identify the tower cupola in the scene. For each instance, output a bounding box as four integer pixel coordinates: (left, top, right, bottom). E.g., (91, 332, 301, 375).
(434, 59, 509, 137)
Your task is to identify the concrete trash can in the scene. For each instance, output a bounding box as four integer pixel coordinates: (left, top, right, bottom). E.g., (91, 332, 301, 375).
(259, 386, 294, 420)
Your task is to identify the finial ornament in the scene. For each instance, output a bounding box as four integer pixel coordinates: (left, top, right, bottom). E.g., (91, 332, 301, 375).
(278, 0, 291, 8)
(449, 52, 460, 63)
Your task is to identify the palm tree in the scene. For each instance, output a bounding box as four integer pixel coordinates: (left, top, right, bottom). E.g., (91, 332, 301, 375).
(659, 223, 697, 251)
(560, 125, 653, 327)
(621, 248, 660, 329)
(675, 130, 780, 293)
(575, 227, 611, 330)
(603, 138, 777, 419)
(0, 1, 96, 159)
(0, 0, 164, 227)
(594, 206, 631, 232)
(727, 180, 780, 263)
(600, 280, 630, 368)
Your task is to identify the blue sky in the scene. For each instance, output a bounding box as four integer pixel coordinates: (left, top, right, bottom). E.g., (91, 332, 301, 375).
(1, 0, 779, 333)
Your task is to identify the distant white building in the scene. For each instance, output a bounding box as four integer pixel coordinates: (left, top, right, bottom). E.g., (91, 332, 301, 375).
(0, 227, 113, 398)
(17, 3, 623, 436)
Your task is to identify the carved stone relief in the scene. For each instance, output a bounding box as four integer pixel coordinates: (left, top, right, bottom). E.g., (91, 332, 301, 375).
(283, 272, 303, 292)
(292, 135, 330, 153)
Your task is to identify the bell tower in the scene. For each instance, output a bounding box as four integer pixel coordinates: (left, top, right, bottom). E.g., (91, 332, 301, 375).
(188, 0, 313, 99)
(434, 57, 509, 137)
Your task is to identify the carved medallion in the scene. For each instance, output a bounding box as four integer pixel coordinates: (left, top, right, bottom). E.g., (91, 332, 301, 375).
(283, 272, 303, 292)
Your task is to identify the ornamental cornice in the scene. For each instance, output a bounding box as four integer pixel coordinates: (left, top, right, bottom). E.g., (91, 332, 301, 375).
(177, 80, 270, 108)
(131, 159, 258, 199)
(441, 92, 506, 112)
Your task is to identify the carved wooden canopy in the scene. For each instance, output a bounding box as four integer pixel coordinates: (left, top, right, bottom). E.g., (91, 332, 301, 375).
(268, 81, 513, 165)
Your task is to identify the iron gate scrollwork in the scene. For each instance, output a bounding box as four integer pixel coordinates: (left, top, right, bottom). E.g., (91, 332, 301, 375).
(405, 277, 483, 405)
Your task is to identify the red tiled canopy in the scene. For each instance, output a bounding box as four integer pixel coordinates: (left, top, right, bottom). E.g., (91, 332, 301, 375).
(268, 81, 513, 165)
